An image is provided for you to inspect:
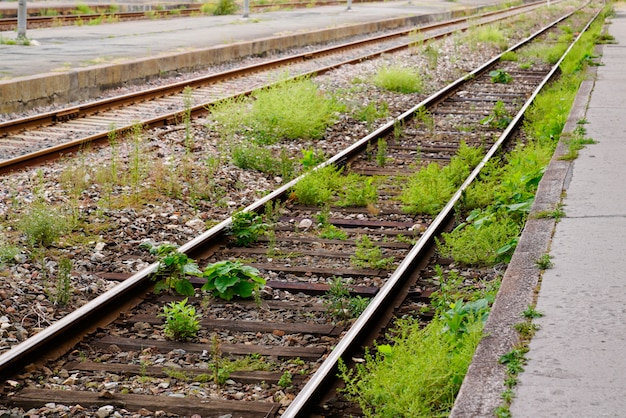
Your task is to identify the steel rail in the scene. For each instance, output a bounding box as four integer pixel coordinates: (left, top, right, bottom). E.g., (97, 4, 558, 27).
(281, 3, 599, 416)
(0, 1, 545, 175)
(0, 0, 590, 396)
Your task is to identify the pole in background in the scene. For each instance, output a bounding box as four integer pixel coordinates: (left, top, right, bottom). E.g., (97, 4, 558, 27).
(347, 0, 352, 11)
(243, 0, 250, 18)
(17, 0, 27, 39)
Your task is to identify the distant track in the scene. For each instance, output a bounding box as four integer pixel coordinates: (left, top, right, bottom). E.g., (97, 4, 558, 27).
(0, 1, 545, 174)
(0, 2, 601, 415)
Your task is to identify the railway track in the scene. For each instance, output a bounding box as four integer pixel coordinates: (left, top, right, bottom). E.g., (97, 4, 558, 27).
(0, 1, 546, 174)
(0, 1, 602, 416)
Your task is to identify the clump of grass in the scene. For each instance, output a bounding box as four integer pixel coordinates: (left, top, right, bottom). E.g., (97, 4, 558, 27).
(355, 101, 389, 128)
(373, 65, 423, 94)
(337, 174, 378, 207)
(213, 0, 238, 15)
(210, 77, 344, 144)
(400, 142, 484, 215)
(323, 277, 370, 322)
(339, 317, 483, 416)
(291, 165, 377, 207)
(470, 24, 508, 50)
(231, 143, 294, 179)
(17, 202, 74, 248)
(480, 100, 512, 129)
(47, 257, 73, 306)
(291, 165, 343, 206)
(351, 236, 394, 270)
(500, 51, 518, 61)
(437, 218, 521, 266)
(73, 2, 96, 14)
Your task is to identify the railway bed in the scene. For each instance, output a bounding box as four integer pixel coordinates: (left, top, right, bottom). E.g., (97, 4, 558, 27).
(0, 1, 604, 416)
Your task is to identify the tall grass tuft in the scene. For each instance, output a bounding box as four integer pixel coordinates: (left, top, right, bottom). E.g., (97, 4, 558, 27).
(373, 65, 423, 94)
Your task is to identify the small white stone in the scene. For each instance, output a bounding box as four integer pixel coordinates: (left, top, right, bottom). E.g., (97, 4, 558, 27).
(298, 218, 313, 231)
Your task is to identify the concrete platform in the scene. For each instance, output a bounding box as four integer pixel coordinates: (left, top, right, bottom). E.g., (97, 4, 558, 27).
(0, 0, 502, 113)
(509, 6, 626, 416)
(452, 4, 626, 417)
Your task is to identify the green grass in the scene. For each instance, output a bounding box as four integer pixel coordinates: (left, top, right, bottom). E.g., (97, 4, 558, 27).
(339, 317, 483, 417)
(291, 165, 377, 208)
(373, 65, 424, 94)
(210, 77, 344, 144)
(400, 142, 483, 215)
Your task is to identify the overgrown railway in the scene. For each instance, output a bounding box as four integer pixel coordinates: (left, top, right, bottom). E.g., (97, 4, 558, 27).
(0, 1, 602, 416)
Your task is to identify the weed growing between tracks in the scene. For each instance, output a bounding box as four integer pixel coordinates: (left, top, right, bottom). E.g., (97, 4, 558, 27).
(337, 4, 607, 416)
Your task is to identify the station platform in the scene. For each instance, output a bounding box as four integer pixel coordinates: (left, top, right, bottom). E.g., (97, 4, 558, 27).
(452, 4, 626, 417)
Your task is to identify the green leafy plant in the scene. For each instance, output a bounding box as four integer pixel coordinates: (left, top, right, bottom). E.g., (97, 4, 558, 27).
(323, 277, 370, 321)
(0, 234, 20, 267)
(213, 0, 238, 15)
(441, 298, 490, 336)
(231, 143, 293, 178)
(355, 101, 389, 128)
(229, 210, 268, 247)
(500, 51, 518, 61)
(319, 224, 348, 240)
(414, 106, 435, 131)
(376, 138, 388, 167)
(489, 69, 513, 84)
(278, 370, 293, 389)
(513, 321, 540, 339)
(291, 164, 343, 206)
(182, 86, 194, 151)
(17, 202, 73, 248)
(202, 261, 266, 301)
(437, 218, 520, 266)
(401, 142, 483, 215)
(337, 174, 378, 207)
(533, 203, 565, 220)
(480, 100, 512, 129)
(351, 236, 394, 270)
(299, 148, 326, 170)
(141, 243, 201, 296)
(338, 317, 483, 416)
(522, 305, 543, 319)
(159, 298, 201, 341)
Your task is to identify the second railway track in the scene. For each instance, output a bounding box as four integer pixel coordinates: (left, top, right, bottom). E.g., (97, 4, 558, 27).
(0, 1, 604, 416)
(1, 0, 546, 173)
